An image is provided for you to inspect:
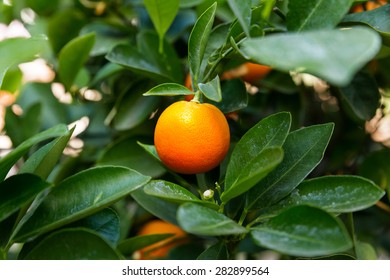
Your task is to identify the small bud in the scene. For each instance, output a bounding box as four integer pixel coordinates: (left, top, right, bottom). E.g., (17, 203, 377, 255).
(203, 189, 214, 200)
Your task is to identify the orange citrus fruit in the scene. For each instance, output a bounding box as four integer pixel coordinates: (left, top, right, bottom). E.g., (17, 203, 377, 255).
(135, 220, 187, 260)
(352, 0, 387, 12)
(154, 100, 230, 174)
(228, 62, 271, 84)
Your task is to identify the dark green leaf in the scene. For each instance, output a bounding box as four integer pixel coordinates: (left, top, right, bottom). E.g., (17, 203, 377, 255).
(0, 124, 69, 181)
(13, 166, 150, 242)
(144, 0, 179, 52)
(197, 240, 229, 260)
(209, 79, 248, 113)
(198, 75, 222, 102)
(118, 234, 173, 256)
(223, 112, 291, 202)
(177, 203, 247, 236)
(0, 36, 47, 87)
(18, 127, 74, 179)
(251, 205, 352, 257)
(269, 175, 385, 215)
(342, 5, 390, 46)
(106, 31, 183, 83)
(58, 32, 95, 90)
(22, 228, 121, 260)
(70, 208, 120, 246)
(240, 27, 381, 86)
(131, 187, 179, 225)
(0, 174, 51, 222)
(358, 149, 390, 199)
(188, 2, 217, 84)
(144, 180, 218, 209)
(286, 0, 354, 31)
(338, 71, 380, 121)
(246, 123, 334, 211)
(143, 83, 193, 96)
(227, 0, 251, 36)
(221, 147, 284, 203)
(97, 137, 165, 178)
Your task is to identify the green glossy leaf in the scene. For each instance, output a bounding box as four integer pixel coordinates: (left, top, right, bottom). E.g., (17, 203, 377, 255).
(22, 228, 121, 260)
(338, 72, 380, 121)
(131, 187, 179, 225)
(227, 0, 251, 36)
(13, 167, 150, 242)
(355, 240, 377, 260)
(209, 79, 248, 113)
(251, 205, 352, 257)
(143, 83, 193, 96)
(144, 180, 218, 209)
(177, 203, 247, 236)
(246, 123, 334, 211)
(270, 176, 385, 214)
(0, 124, 69, 181)
(70, 208, 120, 246)
(0, 36, 47, 87)
(18, 127, 74, 179)
(97, 137, 165, 178)
(0, 174, 51, 222)
(223, 112, 291, 202)
(221, 147, 284, 203)
(1, 66, 22, 92)
(137, 142, 161, 162)
(118, 234, 173, 256)
(144, 0, 179, 52)
(58, 32, 95, 90)
(197, 240, 229, 260)
(188, 2, 217, 84)
(198, 75, 222, 102)
(286, 0, 354, 31)
(342, 5, 390, 46)
(240, 27, 381, 86)
(106, 31, 183, 83)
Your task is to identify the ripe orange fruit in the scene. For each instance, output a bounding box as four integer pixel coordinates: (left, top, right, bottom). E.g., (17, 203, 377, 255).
(352, 0, 387, 12)
(233, 62, 272, 84)
(154, 100, 230, 174)
(135, 220, 187, 260)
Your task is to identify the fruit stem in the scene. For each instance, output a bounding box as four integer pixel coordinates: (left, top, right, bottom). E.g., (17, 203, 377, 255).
(238, 209, 248, 226)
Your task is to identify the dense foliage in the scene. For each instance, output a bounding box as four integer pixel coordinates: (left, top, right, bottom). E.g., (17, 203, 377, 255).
(0, 0, 389, 260)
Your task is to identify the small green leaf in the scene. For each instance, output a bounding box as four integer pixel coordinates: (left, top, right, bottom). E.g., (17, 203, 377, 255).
(177, 203, 247, 236)
(131, 187, 179, 225)
(0, 174, 51, 222)
(246, 123, 334, 211)
(144, 0, 179, 52)
(0, 124, 69, 182)
(18, 127, 74, 179)
(1, 66, 22, 92)
(221, 147, 284, 203)
(188, 2, 217, 84)
(240, 27, 381, 86)
(197, 240, 229, 260)
(286, 0, 354, 31)
(251, 205, 352, 257)
(223, 112, 291, 202)
(144, 180, 218, 209)
(355, 240, 377, 260)
(198, 75, 222, 102)
(118, 234, 173, 256)
(227, 0, 251, 36)
(137, 142, 161, 162)
(0, 36, 47, 87)
(13, 166, 150, 242)
(269, 176, 385, 214)
(143, 83, 194, 96)
(209, 79, 248, 114)
(58, 32, 95, 90)
(22, 228, 121, 260)
(342, 4, 390, 46)
(338, 71, 380, 122)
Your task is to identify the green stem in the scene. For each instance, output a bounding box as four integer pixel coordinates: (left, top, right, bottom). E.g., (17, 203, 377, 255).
(238, 209, 248, 226)
(346, 212, 357, 258)
(196, 173, 208, 192)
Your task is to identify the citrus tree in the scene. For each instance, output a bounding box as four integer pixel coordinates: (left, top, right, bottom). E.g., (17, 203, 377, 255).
(0, 0, 389, 260)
